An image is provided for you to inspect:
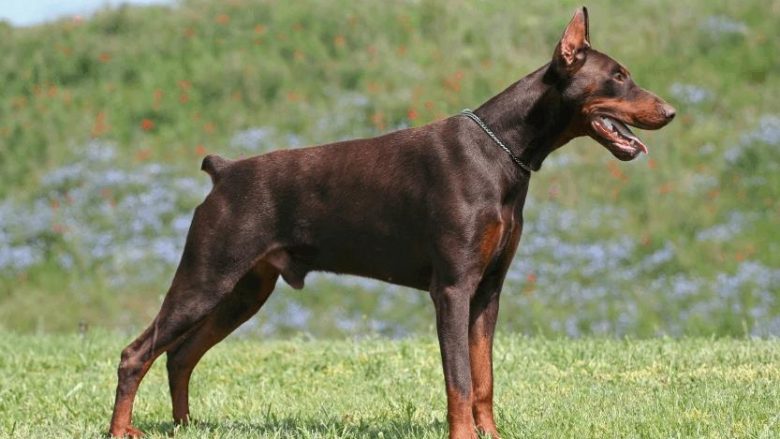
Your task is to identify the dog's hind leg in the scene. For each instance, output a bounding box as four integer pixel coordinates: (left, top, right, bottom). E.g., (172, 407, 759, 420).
(109, 199, 272, 437)
(109, 278, 243, 437)
(165, 262, 279, 425)
(108, 290, 217, 438)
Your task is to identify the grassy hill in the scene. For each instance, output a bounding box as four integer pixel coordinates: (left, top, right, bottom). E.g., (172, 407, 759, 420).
(0, 0, 778, 337)
(1, 332, 778, 438)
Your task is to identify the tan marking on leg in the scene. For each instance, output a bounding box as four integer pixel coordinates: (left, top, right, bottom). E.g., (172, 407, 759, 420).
(446, 386, 477, 439)
(470, 335, 499, 437)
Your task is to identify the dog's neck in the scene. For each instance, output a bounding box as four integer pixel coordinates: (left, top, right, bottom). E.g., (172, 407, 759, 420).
(474, 63, 579, 172)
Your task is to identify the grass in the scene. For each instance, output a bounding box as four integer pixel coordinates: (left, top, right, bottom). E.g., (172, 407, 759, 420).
(0, 0, 778, 337)
(1, 331, 779, 438)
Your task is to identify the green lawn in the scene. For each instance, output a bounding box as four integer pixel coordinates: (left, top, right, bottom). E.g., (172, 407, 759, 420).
(1, 332, 778, 438)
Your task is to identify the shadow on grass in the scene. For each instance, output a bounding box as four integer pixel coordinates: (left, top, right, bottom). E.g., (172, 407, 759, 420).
(138, 416, 447, 437)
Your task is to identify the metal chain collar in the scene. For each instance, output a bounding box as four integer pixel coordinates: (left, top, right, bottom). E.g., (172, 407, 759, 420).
(461, 109, 533, 174)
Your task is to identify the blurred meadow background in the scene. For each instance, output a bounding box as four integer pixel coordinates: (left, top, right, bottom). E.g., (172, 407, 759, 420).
(0, 0, 778, 339)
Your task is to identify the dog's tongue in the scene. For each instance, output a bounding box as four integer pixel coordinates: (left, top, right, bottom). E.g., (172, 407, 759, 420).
(633, 139, 648, 155)
(610, 118, 648, 154)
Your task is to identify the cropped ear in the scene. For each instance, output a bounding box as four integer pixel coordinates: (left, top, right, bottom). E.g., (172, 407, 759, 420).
(553, 7, 590, 73)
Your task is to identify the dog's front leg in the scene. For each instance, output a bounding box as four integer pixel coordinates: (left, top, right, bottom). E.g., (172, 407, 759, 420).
(467, 224, 521, 438)
(468, 283, 501, 438)
(431, 280, 478, 439)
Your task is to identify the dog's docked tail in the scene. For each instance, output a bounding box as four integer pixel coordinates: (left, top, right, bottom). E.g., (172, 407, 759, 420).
(201, 154, 231, 184)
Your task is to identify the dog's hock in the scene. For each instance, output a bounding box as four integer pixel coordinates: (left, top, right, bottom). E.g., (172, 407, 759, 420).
(201, 154, 231, 184)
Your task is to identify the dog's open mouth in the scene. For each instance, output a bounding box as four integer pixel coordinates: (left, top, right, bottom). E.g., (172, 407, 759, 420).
(590, 115, 648, 160)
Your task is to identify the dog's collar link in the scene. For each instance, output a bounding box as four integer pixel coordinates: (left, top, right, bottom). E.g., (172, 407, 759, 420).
(461, 109, 533, 174)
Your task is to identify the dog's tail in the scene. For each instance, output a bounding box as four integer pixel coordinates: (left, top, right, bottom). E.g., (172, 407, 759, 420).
(201, 154, 231, 184)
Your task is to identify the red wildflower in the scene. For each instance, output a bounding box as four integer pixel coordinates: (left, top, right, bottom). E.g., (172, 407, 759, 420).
(371, 112, 385, 131)
(140, 119, 155, 131)
(658, 182, 674, 195)
(153, 89, 163, 109)
(647, 158, 657, 170)
(135, 148, 152, 162)
(286, 92, 302, 103)
(91, 111, 109, 137)
(607, 161, 627, 181)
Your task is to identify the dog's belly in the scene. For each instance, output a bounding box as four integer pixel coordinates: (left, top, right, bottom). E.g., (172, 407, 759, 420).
(313, 246, 433, 291)
(268, 234, 433, 291)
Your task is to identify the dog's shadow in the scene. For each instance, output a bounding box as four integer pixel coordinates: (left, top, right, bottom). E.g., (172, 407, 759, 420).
(138, 416, 447, 437)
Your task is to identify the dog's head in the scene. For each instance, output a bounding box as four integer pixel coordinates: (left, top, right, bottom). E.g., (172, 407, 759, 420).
(551, 7, 675, 160)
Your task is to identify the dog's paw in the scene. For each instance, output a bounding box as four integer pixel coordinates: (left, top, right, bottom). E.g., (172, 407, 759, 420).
(109, 424, 144, 438)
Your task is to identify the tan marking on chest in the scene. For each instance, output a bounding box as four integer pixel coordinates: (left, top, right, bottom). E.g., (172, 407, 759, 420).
(479, 222, 505, 266)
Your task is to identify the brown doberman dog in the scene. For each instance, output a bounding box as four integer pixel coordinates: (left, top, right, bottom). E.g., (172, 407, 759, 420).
(109, 7, 674, 438)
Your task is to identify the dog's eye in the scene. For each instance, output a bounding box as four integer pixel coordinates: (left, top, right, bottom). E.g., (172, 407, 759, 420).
(613, 72, 626, 82)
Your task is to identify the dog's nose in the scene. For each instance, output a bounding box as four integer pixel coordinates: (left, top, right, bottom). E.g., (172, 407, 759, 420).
(661, 103, 676, 120)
